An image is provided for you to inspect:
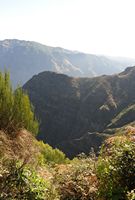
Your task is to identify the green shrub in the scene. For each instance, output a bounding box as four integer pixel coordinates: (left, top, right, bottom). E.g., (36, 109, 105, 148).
(37, 141, 68, 165)
(97, 137, 135, 200)
(0, 160, 59, 200)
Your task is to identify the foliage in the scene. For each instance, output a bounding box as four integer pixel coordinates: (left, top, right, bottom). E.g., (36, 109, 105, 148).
(54, 153, 98, 200)
(126, 189, 135, 200)
(97, 136, 135, 200)
(0, 160, 59, 200)
(0, 72, 38, 135)
(0, 130, 135, 200)
(37, 141, 68, 165)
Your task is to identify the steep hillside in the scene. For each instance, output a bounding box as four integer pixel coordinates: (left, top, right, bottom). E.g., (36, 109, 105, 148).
(23, 66, 135, 157)
(0, 39, 135, 87)
(1, 126, 134, 199)
(0, 70, 134, 199)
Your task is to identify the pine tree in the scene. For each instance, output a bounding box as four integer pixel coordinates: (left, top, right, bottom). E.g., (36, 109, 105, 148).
(0, 72, 38, 135)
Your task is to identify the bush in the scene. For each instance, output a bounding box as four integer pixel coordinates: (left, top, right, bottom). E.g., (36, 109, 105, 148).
(0, 160, 59, 200)
(37, 141, 68, 165)
(97, 136, 135, 200)
(54, 153, 98, 200)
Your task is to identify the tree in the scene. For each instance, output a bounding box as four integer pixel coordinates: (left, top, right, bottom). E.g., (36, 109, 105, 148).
(0, 71, 38, 135)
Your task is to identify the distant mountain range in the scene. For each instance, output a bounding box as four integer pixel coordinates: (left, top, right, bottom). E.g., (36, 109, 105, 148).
(0, 39, 135, 87)
(23, 66, 135, 157)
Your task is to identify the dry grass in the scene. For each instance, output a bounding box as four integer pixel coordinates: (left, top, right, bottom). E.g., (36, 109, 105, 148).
(0, 129, 40, 164)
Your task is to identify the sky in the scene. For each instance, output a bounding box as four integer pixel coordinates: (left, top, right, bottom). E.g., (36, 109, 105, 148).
(1, 0, 135, 57)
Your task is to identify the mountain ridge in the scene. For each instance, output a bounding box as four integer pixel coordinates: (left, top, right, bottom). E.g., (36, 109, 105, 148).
(1, 39, 135, 87)
(23, 66, 135, 157)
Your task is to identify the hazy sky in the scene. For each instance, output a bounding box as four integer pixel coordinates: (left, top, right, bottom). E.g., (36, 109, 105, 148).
(1, 0, 135, 57)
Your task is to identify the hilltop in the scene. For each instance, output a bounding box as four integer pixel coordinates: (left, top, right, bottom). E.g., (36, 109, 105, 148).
(23, 66, 135, 157)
